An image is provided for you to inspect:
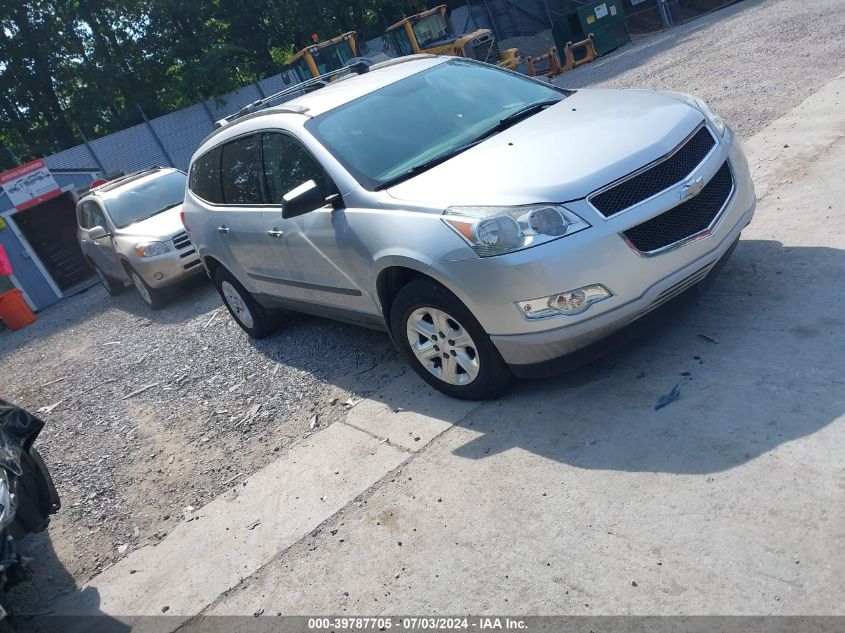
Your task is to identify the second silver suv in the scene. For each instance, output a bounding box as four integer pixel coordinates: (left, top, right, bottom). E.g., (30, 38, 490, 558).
(76, 168, 202, 309)
(183, 56, 755, 399)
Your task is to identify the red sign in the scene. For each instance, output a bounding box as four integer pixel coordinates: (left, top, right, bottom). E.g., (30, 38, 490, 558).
(0, 159, 62, 211)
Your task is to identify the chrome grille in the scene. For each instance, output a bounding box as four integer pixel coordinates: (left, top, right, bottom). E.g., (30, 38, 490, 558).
(591, 126, 717, 218)
(172, 231, 192, 250)
(622, 161, 733, 255)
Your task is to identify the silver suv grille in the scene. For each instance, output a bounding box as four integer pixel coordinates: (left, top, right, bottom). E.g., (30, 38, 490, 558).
(622, 161, 734, 255)
(172, 230, 200, 270)
(173, 231, 192, 250)
(590, 125, 717, 218)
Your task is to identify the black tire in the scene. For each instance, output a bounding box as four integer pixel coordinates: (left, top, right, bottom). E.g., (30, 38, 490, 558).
(91, 262, 125, 296)
(127, 266, 167, 310)
(390, 278, 511, 400)
(213, 266, 285, 338)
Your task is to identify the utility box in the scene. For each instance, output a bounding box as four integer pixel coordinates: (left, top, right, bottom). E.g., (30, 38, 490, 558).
(552, 0, 629, 57)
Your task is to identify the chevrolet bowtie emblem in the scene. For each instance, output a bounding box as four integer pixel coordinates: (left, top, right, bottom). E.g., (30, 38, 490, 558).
(680, 176, 705, 201)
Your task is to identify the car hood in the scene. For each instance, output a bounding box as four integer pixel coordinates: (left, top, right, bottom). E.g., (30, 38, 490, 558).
(114, 205, 185, 239)
(385, 89, 706, 208)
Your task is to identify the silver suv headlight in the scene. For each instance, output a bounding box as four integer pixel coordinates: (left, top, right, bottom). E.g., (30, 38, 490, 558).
(443, 204, 590, 257)
(677, 93, 726, 137)
(133, 241, 170, 257)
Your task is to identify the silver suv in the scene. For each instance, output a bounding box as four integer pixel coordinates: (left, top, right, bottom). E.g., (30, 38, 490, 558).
(77, 168, 202, 309)
(183, 56, 755, 399)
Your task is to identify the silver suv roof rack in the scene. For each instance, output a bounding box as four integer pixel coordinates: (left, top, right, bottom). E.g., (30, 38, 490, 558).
(214, 60, 372, 130)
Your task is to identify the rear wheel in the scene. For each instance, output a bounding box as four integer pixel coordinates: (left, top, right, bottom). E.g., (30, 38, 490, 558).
(129, 268, 166, 310)
(213, 266, 284, 338)
(92, 263, 124, 296)
(391, 278, 511, 400)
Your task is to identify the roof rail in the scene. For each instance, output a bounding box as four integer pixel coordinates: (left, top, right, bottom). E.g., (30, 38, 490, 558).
(214, 60, 373, 130)
(91, 166, 166, 193)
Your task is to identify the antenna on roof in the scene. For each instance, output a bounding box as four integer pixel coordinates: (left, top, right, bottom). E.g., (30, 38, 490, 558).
(214, 60, 372, 129)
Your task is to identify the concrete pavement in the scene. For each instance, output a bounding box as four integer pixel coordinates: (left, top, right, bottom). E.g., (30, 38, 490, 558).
(52, 74, 845, 623)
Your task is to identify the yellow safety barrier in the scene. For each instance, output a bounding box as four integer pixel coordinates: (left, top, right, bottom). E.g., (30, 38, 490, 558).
(526, 35, 598, 79)
(564, 35, 598, 68)
(526, 46, 562, 78)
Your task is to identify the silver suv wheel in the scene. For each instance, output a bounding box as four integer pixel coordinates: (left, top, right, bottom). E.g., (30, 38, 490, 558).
(405, 307, 480, 385)
(131, 271, 152, 305)
(221, 280, 254, 329)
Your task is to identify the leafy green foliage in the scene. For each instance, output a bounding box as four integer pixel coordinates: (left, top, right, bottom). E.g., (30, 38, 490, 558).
(0, 0, 427, 169)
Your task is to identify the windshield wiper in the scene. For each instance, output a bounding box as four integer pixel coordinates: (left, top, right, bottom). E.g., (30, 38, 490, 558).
(134, 202, 182, 224)
(374, 134, 493, 190)
(497, 99, 562, 131)
(373, 99, 562, 191)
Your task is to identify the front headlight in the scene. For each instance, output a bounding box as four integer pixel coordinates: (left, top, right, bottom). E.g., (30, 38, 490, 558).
(443, 204, 590, 257)
(133, 241, 169, 258)
(679, 93, 726, 137)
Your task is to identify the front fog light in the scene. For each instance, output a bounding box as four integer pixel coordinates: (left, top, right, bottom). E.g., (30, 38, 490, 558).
(517, 284, 611, 319)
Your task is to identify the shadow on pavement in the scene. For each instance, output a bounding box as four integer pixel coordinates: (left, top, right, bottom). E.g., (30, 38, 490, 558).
(3, 531, 130, 633)
(271, 238, 844, 475)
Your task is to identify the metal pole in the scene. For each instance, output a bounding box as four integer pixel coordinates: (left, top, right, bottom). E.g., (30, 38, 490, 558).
(483, 0, 501, 40)
(466, 0, 478, 29)
(541, 0, 554, 28)
(74, 124, 106, 173)
(657, 0, 673, 29)
(136, 103, 176, 168)
(1, 142, 21, 166)
(201, 100, 217, 126)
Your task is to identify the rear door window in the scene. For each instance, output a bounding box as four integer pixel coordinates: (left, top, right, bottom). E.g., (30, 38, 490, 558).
(220, 135, 262, 205)
(189, 146, 223, 204)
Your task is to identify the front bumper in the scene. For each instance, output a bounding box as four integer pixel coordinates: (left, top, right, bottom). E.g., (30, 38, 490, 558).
(127, 249, 203, 289)
(498, 221, 747, 377)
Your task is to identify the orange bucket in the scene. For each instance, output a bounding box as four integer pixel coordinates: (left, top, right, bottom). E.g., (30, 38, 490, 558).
(0, 288, 36, 331)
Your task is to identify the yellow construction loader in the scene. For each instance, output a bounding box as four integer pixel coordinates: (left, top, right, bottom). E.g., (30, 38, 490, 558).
(384, 4, 520, 70)
(285, 32, 360, 82)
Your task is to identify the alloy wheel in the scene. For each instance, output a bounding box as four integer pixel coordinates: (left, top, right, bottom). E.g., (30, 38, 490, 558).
(405, 307, 480, 385)
(131, 272, 152, 305)
(221, 281, 254, 329)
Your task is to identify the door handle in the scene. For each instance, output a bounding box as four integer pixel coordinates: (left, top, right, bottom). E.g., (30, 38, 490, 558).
(218, 225, 230, 234)
(267, 229, 284, 238)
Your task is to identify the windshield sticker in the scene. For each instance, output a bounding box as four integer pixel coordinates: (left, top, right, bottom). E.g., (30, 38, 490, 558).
(595, 3, 609, 19)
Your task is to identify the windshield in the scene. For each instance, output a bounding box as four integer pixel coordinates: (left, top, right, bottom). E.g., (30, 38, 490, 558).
(305, 60, 566, 190)
(291, 58, 312, 82)
(412, 12, 450, 48)
(104, 171, 186, 228)
(311, 40, 356, 75)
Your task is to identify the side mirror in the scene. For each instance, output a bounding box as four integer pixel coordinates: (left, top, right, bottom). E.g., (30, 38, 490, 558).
(282, 180, 326, 219)
(88, 225, 109, 240)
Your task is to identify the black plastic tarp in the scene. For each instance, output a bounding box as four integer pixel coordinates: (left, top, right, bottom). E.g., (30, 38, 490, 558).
(0, 399, 44, 477)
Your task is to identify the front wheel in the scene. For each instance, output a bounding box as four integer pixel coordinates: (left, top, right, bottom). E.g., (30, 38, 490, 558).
(92, 263, 124, 296)
(213, 266, 284, 338)
(391, 278, 511, 400)
(129, 268, 166, 310)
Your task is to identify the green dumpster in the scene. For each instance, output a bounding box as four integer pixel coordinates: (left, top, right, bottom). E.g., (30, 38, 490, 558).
(552, 0, 630, 57)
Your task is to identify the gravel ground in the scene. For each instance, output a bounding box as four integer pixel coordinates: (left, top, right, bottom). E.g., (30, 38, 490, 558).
(0, 278, 403, 611)
(553, 0, 845, 139)
(1, 0, 843, 614)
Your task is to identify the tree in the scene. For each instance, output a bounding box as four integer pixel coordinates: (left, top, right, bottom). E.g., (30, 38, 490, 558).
(0, 0, 433, 170)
